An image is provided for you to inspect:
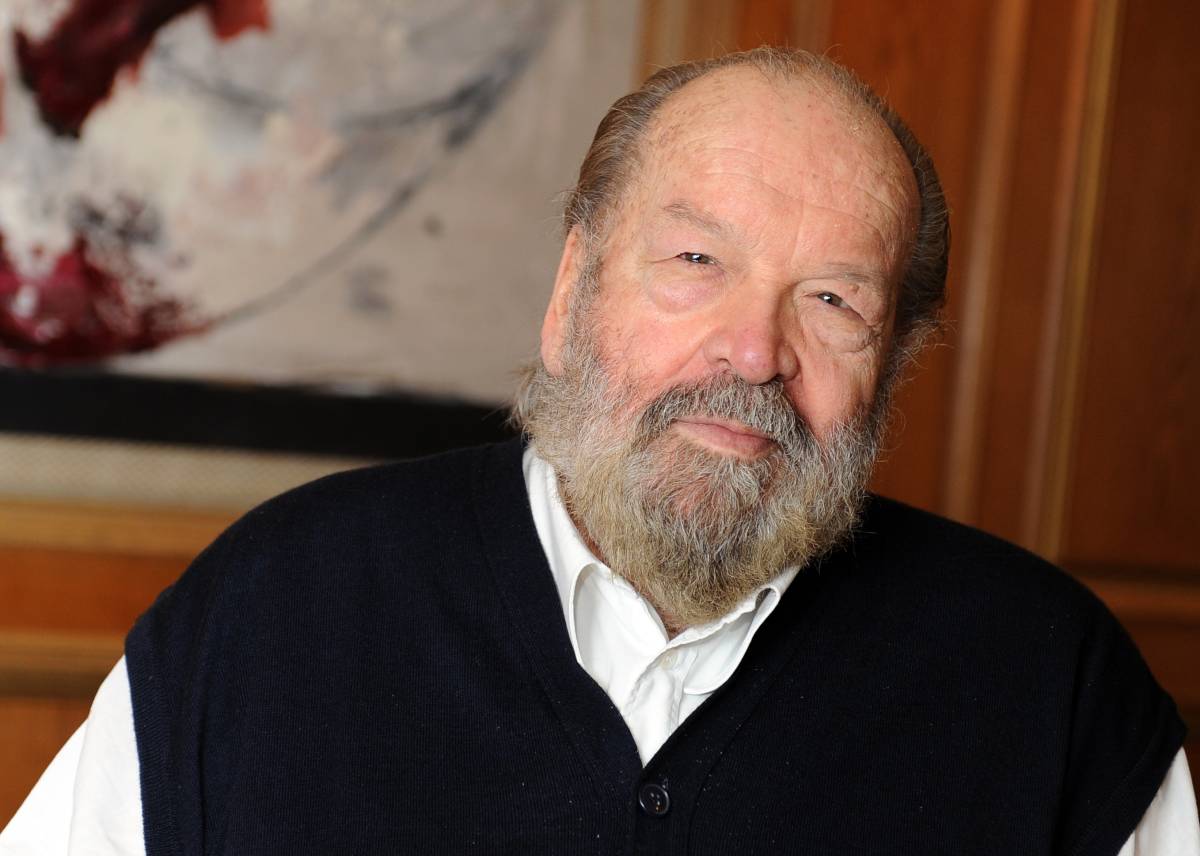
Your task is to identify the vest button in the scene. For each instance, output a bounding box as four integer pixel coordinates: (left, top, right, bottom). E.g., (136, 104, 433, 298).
(638, 782, 670, 817)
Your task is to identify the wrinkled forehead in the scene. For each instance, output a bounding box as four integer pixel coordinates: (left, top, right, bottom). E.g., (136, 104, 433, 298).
(635, 66, 919, 254)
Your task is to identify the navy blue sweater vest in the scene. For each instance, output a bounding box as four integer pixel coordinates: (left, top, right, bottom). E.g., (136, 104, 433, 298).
(126, 440, 1184, 855)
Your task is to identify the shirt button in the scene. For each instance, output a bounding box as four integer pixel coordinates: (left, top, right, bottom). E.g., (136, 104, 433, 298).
(660, 650, 678, 668)
(638, 782, 670, 817)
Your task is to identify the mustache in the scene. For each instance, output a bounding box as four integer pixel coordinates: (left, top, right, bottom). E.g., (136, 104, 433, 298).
(633, 374, 817, 459)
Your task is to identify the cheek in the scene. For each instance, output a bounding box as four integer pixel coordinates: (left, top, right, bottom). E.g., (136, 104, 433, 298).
(787, 348, 883, 431)
(588, 317, 682, 411)
(788, 301, 891, 422)
(599, 302, 710, 383)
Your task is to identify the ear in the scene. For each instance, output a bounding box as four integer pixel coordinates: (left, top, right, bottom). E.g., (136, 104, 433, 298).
(540, 226, 584, 376)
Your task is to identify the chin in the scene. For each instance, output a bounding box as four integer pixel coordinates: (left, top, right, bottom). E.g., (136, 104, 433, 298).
(636, 431, 780, 527)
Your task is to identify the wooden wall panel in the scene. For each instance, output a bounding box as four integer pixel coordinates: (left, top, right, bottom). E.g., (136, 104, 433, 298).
(974, 0, 1095, 544)
(640, 0, 737, 73)
(0, 547, 185, 636)
(1061, 0, 1200, 570)
(0, 698, 93, 828)
(0, 500, 232, 558)
(0, 502, 224, 828)
(639, 0, 830, 77)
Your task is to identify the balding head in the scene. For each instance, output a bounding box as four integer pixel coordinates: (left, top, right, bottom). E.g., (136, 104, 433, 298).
(561, 47, 948, 352)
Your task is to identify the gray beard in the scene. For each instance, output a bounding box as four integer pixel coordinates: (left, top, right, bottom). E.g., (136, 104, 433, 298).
(521, 317, 886, 628)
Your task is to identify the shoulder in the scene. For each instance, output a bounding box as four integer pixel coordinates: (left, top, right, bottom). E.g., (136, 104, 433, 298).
(825, 494, 1143, 698)
(855, 493, 1053, 569)
(241, 441, 498, 523)
(127, 440, 526, 654)
(214, 439, 524, 549)
(838, 496, 1185, 847)
(849, 494, 1103, 626)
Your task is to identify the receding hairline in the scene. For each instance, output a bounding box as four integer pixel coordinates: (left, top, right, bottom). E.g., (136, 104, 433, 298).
(583, 58, 917, 253)
(652, 61, 888, 132)
(648, 66, 918, 208)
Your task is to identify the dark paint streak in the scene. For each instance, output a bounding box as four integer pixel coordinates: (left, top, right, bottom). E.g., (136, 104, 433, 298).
(13, 0, 269, 137)
(0, 232, 205, 366)
(0, 367, 514, 459)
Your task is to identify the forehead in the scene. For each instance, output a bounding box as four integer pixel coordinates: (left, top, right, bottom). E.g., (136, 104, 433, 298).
(631, 67, 918, 260)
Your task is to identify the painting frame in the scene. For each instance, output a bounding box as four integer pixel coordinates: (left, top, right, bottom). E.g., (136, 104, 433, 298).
(0, 366, 512, 460)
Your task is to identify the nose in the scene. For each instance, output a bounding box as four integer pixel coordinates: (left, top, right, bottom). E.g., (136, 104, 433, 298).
(700, 287, 799, 385)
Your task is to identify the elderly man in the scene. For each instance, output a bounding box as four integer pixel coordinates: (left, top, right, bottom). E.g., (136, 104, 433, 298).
(3, 48, 1196, 855)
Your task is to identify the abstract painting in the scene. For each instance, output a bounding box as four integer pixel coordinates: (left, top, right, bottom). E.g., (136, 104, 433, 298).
(0, 0, 638, 444)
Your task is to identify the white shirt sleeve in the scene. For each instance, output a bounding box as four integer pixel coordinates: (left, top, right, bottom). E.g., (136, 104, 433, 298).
(1117, 749, 1200, 855)
(1, 657, 1196, 855)
(0, 657, 145, 856)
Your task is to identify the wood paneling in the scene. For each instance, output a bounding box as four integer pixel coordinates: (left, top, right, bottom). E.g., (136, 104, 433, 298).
(974, 0, 1099, 545)
(0, 499, 232, 558)
(0, 632, 122, 697)
(1028, 0, 1125, 558)
(0, 546, 185, 635)
(639, 0, 830, 76)
(0, 502, 216, 828)
(730, 0, 831, 51)
(941, 0, 1031, 523)
(0, 697, 92, 828)
(1061, 0, 1200, 570)
(639, 0, 737, 74)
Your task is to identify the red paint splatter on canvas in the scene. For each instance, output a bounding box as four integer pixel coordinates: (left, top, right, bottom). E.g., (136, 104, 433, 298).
(206, 0, 270, 39)
(13, 0, 270, 137)
(0, 232, 205, 366)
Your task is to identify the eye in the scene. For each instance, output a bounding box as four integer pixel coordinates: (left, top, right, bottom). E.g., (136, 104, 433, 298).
(817, 291, 849, 309)
(676, 251, 716, 265)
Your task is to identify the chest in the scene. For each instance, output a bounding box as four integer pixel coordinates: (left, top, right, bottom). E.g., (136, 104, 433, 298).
(200, 635, 1066, 856)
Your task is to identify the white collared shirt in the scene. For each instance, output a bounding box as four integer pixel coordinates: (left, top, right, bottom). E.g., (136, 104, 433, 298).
(1, 450, 1196, 854)
(523, 447, 798, 762)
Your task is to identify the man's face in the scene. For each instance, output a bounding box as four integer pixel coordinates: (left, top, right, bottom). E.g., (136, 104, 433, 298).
(543, 68, 918, 450)
(529, 68, 919, 627)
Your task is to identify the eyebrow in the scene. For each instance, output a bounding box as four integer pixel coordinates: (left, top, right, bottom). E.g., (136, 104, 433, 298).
(660, 201, 736, 241)
(813, 263, 890, 291)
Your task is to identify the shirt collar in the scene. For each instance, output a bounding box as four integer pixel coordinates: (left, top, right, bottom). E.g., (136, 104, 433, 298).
(523, 447, 601, 658)
(523, 447, 799, 684)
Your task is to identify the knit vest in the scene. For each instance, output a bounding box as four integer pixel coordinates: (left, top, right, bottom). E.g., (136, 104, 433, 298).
(126, 440, 1184, 855)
